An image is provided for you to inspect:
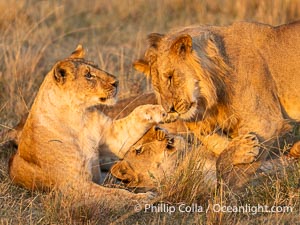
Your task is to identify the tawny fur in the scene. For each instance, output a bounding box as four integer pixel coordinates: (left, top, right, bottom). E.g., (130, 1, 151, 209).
(8, 45, 167, 209)
(111, 127, 300, 191)
(134, 21, 300, 188)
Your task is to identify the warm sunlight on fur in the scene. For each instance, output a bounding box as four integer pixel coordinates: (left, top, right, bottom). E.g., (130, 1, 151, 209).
(8, 45, 168, 210)
(134, 21, 300, 188)
(1, 0, 300, 223)
(111, 127, 300, 193)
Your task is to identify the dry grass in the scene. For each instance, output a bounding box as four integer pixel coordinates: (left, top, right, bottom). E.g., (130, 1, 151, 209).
(0, 0, 300, 224)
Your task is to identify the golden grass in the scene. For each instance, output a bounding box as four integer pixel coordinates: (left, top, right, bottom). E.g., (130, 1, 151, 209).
(0, 0, 300, 224)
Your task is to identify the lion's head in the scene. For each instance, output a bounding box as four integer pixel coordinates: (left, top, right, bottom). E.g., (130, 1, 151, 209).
(134, 31, 233, 122)
(110, 126, 186, 190)
(51, 45, 119, 108)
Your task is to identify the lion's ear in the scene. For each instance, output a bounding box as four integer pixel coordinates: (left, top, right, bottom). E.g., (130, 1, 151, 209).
(53, 61, 73, 84)
(134, 47, 157, 77)
(171, 34, 192, 57)
(133, 59, 151, 76)
(69, 44, 85, 59)
(111, 161, 135, 182)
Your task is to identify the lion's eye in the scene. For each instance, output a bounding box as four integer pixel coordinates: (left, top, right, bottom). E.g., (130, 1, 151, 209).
(167, 71, 174, 86)
(135, 147, 143, 155)
(168, 75, 172, 85)
(166, 144, 175, 151)
(85, 72, 93, 79)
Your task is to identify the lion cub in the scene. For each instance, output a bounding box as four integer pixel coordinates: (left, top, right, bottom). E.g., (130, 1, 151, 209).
(9, 45, 167, 209)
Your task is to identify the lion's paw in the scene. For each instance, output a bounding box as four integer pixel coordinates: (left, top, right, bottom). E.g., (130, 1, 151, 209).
(232, 134, 260, 165)
(154, 126, 167, 141)
(145, 191, 157, 200)
(135, 105, 167, 124)
(134, 191, 157, 203)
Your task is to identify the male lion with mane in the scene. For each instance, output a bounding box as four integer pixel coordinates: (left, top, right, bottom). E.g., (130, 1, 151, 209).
(134, 21, 300, 188)
(9, 45, 168, 209)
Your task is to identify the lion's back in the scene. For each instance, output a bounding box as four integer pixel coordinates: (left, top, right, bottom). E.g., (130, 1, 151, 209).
(216, 21, 300, 121)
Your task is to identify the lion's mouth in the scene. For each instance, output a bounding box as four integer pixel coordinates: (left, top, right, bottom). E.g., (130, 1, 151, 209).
(98, 89, 118, 106)
(167, 100, 196, 120)
(98, 96, 117, 106)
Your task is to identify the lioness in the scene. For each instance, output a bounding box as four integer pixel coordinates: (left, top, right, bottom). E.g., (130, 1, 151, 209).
(134, 21, 300, 188)
(9, 45, 168, 209)
(111, 127, 300, 191)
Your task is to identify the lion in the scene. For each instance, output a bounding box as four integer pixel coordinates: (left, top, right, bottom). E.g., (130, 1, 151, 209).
(133, 21, 300, 188)
(3, 92, 188, 174)
(111, 126, 300, 191)
(8, 45, 168, 210)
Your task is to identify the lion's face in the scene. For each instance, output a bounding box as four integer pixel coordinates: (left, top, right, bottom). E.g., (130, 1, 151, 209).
(111, 126, 185, 190)
(151, 54, 200, 121)
(134, 35, 200, 121)
(134, 32, 229, 122)
(53, 45, 119, 108)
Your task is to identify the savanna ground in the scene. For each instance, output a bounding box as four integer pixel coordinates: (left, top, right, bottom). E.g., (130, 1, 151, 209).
(0, 0, 300, 224)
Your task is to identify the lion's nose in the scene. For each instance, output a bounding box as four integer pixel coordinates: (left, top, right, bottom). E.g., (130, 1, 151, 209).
(169, 105, 176, 113)
(161, 99, 176, 113)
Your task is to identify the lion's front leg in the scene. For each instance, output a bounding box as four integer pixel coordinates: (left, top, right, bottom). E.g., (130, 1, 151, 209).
(104, 104, 167, 158)
(198, 133, 230, 156)
(64, 180, 156, 212)
(216, 134, 262, 191)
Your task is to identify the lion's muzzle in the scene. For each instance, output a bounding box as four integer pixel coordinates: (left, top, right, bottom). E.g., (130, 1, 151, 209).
(164, 99, 192, 116)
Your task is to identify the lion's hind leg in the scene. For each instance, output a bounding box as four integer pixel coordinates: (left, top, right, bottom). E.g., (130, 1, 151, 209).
(9, 153, 53, 191)
(9, 154, 155, 211)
